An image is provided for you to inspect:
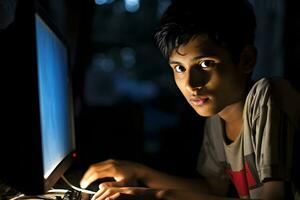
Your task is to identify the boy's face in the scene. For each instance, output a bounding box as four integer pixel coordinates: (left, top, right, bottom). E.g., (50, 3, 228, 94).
(169, 35, 249, 117)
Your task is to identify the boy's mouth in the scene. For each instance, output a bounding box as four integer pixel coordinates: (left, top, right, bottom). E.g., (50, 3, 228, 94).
(190, 97, 209, 106)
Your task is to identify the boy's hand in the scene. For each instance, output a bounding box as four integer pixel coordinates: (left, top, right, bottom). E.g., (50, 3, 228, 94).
(80, 159, 140, 189)
(91, 186, 160, 200)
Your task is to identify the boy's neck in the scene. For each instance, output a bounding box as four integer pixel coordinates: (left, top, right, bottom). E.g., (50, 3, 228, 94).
(218, 79, 253, 142)
(218, 99, 245, 142)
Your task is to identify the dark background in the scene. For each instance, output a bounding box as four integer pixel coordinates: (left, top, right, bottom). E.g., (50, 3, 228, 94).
(1, 0, 299, 183)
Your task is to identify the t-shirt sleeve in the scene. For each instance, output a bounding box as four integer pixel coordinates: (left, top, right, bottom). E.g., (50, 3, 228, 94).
(258, 93, 294, 182)
(197, 118, 229, 180)
(244, 78, 296, 182)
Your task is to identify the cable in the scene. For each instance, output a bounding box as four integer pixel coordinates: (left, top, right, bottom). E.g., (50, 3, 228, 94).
(47, 189, 69, 194)
(10, 194, 55, 200)
(60, 176, 96, 195)
(9, 194, 24, 200)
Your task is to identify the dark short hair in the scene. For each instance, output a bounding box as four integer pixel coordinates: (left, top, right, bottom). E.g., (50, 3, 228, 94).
(154, 0, 256, 62)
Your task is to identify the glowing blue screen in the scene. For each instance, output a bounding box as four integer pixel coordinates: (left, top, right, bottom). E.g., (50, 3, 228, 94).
(35, 14, 74, 178)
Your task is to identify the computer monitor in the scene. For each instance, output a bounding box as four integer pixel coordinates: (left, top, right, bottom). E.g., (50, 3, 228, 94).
(35, 8, 76, 191)
(0, 1, 76, 195)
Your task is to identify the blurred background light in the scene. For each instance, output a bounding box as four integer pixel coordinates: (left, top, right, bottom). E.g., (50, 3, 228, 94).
(124, 0, 140, 12)
(95, 0, 115, 5)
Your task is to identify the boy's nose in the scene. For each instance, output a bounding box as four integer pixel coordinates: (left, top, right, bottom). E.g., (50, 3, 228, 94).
(185, 66, 209, 93)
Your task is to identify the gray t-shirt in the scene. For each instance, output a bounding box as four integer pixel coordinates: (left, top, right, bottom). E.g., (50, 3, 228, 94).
(197, 77, 300, 199)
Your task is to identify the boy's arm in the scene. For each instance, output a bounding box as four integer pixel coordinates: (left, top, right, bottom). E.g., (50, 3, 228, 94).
(90, 180, 285, 200)
(82, 160, 286, 199)
(155, 180, 285, 200)
(80, 159, 229, 196)
(261, 180, 285, 200)
(111, 159, 286, 199)
(139, 163, 229, 196)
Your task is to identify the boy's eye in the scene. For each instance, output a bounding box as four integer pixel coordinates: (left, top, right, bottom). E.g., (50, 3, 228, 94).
(174, 65, 186, 73)
(200, 60, 215, 68)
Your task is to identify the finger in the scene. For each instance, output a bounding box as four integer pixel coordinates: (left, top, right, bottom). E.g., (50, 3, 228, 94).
(81, 166, 98, 188)
(81, 165, 113, 188)
(81, 171, 100, 188)
(99, 180, 126, 189)
(105, 192, 120, 200)
(91, 188, 107, 200)
(96, 188, 115, 200)
(81, 164, 106, 187)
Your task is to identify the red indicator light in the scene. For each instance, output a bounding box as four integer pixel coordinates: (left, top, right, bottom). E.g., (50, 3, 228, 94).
(72, 152, 77, 158)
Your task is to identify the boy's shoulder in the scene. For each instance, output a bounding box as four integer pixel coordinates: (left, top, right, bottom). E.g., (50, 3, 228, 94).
(247, 77, 300, 129)
(247, 76, 299, 102)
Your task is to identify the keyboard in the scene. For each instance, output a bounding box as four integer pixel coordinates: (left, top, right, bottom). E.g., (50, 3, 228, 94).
(62, 189, 93, 200)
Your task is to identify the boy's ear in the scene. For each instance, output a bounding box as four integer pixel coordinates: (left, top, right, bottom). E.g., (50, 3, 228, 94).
(238, 45, 257, 74)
